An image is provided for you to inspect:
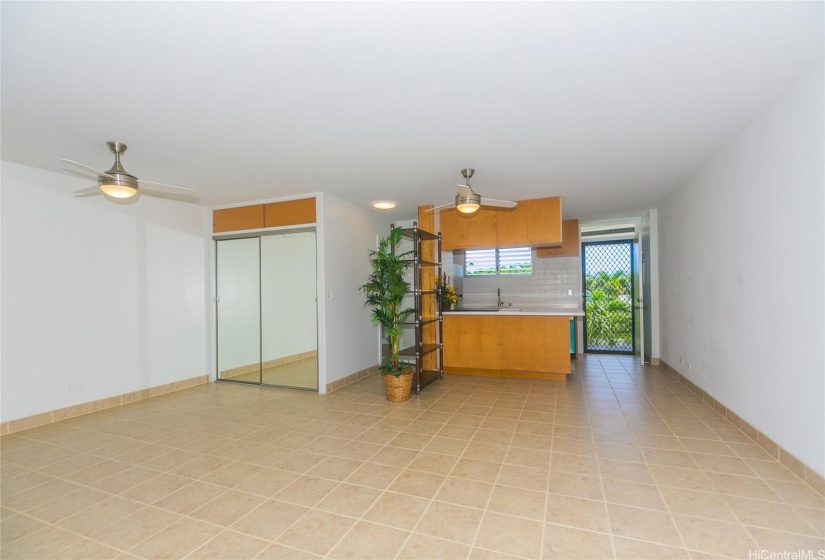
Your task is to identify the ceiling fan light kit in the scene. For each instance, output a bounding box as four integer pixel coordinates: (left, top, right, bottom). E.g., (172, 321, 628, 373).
(98, 142, 138, 198)
(455, 193, 481, 214)
(428, 168, 517, 213)
(58, 141, 198, 202)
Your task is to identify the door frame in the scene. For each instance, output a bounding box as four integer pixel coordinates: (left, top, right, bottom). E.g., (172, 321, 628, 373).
(214, 227, 319, 391)
(582, 239, 636, 355)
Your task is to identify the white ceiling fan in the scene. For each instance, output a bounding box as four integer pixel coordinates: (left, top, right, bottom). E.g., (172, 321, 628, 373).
(428, 168, 517, 214)
(58, 141, 198, 201)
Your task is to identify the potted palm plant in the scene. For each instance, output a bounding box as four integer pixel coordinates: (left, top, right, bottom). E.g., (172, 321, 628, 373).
(360, 226, 416, 402)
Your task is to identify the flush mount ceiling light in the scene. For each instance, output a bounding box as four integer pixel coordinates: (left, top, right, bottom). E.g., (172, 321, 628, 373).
(372, 201, 397, 210)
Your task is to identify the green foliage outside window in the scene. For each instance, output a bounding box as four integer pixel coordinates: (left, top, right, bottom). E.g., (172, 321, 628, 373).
(585, 270, 632, 349)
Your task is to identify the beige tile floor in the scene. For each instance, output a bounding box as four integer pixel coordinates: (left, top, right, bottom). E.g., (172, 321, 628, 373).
(2, 355, 823, 559)
(221, 358, 318, 390)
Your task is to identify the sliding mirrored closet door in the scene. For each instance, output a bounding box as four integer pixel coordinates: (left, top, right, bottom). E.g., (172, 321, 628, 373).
(216, 229, 318, 390)
(216, 237, 261, 384)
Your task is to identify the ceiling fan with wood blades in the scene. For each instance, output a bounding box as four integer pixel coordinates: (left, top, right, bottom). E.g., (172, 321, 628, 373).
(428, 168, 516, 214)
(58, 141, 198, 202)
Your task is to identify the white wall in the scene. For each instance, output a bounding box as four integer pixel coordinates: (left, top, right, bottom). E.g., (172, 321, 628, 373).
(317, 193, 390, 389)
(659, 65, 825, 475)
(1, 162, 211, 422)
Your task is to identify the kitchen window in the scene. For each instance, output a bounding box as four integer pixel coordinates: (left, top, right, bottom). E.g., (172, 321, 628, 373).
(466, 247, 533, 276)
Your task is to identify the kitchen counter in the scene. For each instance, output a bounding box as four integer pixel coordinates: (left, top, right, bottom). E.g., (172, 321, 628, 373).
(445, 305, 583, 317)
(442, 313, 574, 380)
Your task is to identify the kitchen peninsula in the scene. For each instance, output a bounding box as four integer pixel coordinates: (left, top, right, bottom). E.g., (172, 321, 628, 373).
(442, 306, 584, 380)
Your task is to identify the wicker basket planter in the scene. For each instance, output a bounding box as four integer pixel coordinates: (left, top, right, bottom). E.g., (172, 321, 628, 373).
(383, 371, 413, 402)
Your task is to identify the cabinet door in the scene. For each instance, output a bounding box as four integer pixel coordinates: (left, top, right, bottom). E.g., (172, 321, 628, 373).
(213, 205, 265, 233)
(500, 316, 570, 373)
(264, 198, 316, 228)
(443, 316, 502, 370)
(525, 197, 562, 246)
(466, 208, 497, 248)
(496, 205, 528, 247)
(439, 209, 467, 251)
(537, 219, 579, 257)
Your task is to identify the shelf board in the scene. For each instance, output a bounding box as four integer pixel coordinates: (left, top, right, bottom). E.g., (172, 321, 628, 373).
(401, 259, 440, 267)
(403, 318, 439, 327)
(400, 228, 439, 241)
(399, 343, 441, 357)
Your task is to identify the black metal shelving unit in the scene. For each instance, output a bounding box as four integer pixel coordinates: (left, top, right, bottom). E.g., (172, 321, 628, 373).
(393, 222, 443, 395)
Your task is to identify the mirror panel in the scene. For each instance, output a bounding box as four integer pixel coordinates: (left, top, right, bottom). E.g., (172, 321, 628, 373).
(216, 238, 261, 383)
(260, 231, 318, 389)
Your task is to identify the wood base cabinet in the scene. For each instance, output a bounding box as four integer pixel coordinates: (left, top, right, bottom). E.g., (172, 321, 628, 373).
(443, 315, 571, 380)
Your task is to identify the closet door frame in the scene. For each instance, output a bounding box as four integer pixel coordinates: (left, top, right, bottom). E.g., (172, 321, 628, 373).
(214, 227, 318, 390)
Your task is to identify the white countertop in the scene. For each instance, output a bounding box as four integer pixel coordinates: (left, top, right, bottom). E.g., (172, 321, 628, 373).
(445, 306, 583, 317)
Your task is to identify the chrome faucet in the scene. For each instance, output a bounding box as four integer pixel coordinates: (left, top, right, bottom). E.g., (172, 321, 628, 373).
(497, 288, 503, 307)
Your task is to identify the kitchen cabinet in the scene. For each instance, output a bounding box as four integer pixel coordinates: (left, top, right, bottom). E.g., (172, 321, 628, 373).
(524, 197, 562, 246)
(442, 314, 570, 380)
(467, 208, 497, 247)
(495, 205, 528, 246)
(213, 205, 264, 233)
(264, 198, 316, 228)
(500, 316, 570, 375)
(443, 315, 502, 372)
(537, 219, 579, 258)
(213, 197, 316, 234)
(438, 196, 562, 250)
(439, 208, 467, 251)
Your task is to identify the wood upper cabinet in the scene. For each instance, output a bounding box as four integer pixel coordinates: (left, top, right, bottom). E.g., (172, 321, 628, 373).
(537, 219, 580, 258)
(466, 208, 497, 248)
(213, 197, 316, 234)
(438, 196, 562, 250)
(523, 196, 562, 246)
(213, 205, 264, 233)
(264, 197, 316, 228)
(439, 209, 467, 251)
(495, 205, 528, 246)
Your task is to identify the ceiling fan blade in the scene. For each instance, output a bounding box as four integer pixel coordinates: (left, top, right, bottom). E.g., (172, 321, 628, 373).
(140, 186, 199, 202)
(73, 185, 101, 197)
(457, 185, 473, 197)
(58, 158, 115, 179)
(425, 202, 457, 212)
(480, 197, 517, 208)
(139, 179, 198, 195)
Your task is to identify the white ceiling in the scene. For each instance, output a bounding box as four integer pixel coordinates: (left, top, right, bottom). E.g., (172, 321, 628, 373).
(2, 2, 822, 221)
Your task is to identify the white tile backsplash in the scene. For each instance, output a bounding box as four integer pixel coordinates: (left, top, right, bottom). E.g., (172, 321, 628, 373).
(457, 249, 581, 308)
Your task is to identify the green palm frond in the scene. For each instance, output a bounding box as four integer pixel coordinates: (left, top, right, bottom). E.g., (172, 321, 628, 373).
(360, 227, 417, 377)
